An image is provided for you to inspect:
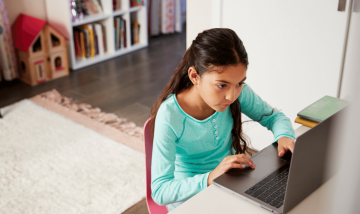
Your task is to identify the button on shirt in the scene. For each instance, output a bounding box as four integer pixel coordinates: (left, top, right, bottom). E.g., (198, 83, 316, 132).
(151, 83, 295, 206)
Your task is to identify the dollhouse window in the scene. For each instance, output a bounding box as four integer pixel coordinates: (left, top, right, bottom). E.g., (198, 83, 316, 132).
(55, 57, 62, 70)
(51, 34, 60, 47)
(33, 37, 42, 52)
(20, 61, 26, 73)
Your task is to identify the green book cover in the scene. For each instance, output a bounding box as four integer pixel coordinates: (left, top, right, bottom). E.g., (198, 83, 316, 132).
(297, 95, 350, 123)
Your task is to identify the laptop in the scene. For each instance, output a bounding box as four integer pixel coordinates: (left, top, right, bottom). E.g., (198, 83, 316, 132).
(213, 107, 344, 213)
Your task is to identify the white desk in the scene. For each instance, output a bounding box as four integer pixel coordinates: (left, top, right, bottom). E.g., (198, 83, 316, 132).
(170, 126, 339, 214)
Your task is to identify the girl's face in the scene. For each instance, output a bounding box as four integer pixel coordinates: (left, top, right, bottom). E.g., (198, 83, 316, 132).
(196, 63, 247, 112)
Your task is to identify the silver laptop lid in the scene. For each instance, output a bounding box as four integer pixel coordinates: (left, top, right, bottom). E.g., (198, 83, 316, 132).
(283, 107, 345, 213)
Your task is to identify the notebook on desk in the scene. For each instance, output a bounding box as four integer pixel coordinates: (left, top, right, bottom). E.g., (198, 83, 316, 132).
(213, 107, 346, 214)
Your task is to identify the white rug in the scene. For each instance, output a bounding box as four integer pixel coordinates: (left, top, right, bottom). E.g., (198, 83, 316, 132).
(0, 99, 145, 214)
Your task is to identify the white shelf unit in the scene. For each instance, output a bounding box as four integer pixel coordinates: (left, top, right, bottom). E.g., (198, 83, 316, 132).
(45, 0, 148, 70)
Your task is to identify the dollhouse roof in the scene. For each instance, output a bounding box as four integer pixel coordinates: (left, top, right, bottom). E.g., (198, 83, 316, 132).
(11, 13, 68, 52)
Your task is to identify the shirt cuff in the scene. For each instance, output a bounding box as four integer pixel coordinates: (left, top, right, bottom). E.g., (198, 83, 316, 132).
(273, 134, 296, 143)
(202, 171, 211, 189)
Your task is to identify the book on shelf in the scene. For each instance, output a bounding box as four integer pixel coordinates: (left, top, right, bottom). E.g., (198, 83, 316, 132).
(73, 30, 81, 57)
(118, 17, 123, 49)
(137, 22, 140, 43)
(94, 24, 105, 55)
(91, 0, 103, 12)
(135, 21, 138, 44)
(130, 22, 134, 45)
(130, 0, 145, 7)
(123, 19, 127, 48)
(82, 0, 103, 15)
(84, 29, 91, 58)
(73, 23, 106, 59)
(71, 0, 103, 23)
(114, 17, 127, 50)
(113, 0, 122, 11)
(94, 26, 99, 55)
(294, 116, 319, 128)
(295, 95, 350, 128)
(119, 17, 124, 48)
(131, 21, 140, 45)
(102, 25, 107, 52)
(79, 30, 86, 57)
(297, 95, 350, 122)
(84, 24, 96, 57)
(114, 18, 119, 49)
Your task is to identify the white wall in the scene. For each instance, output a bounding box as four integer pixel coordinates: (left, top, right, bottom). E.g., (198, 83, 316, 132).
(5, 0, 47, 24)
(340, 0, 360, 99)
(186, 0, 213, 48)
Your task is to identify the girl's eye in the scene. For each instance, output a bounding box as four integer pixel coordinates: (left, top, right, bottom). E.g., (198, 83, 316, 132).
(218, 83, 243, 89)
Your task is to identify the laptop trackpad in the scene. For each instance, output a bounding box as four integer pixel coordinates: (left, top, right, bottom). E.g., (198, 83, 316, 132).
(238, 153, 288, 180)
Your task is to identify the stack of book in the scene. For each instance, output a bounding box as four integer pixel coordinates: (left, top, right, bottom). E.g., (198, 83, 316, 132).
(131, 21, 140, 45)
(71, 0, 103, 23)
(73, 24, 107, 59)
(295, 95, 350, 128)
(130, 0, 145, 7)
(114, 17, 127, 50)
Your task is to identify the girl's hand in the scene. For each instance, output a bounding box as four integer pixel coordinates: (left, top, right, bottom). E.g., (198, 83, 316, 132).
(277, 137, 295, 157)
(207, 154, 256, 186)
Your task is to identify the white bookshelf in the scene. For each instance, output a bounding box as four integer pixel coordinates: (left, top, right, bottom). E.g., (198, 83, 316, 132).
(45, 0, 148, 70)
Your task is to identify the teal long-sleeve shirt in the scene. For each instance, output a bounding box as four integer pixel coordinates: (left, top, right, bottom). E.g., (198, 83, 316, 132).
(151, 83, 295, 206)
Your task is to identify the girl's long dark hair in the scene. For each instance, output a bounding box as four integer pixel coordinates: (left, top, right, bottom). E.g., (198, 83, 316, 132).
(150, 28, 272, 156)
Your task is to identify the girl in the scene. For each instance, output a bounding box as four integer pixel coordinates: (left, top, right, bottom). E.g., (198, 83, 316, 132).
(150, 28, 295, 212)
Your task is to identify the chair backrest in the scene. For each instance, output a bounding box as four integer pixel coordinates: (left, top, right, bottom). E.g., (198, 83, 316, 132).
(143, 118, 168, 214)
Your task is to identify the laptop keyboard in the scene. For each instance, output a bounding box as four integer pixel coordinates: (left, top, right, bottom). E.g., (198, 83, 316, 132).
(245, 164, 290, 208)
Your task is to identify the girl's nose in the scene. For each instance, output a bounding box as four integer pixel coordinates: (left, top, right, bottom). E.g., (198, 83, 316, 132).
(225, 89, 235, 101)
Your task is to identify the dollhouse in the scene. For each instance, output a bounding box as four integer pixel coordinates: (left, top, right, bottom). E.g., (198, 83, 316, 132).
(11, 13, 69, 86)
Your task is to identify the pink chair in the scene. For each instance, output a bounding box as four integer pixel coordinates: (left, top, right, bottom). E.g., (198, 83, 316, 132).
(144, 118, 168, 214)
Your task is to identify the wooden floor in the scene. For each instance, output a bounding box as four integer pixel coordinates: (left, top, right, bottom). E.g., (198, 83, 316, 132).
(0, 30, 186, 213)
(0, 29, 186, 128)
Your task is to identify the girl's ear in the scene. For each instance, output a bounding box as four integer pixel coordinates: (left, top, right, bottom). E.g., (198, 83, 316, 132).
(188, 66, 199, 85)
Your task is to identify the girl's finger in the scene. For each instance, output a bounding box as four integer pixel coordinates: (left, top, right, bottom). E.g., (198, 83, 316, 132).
(225, 163, 245, 172)
(235, 155, 255, 168)
(278, 145, 286, 157)
(231, 163, 246, 169)
(287, 143, 294, 153)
